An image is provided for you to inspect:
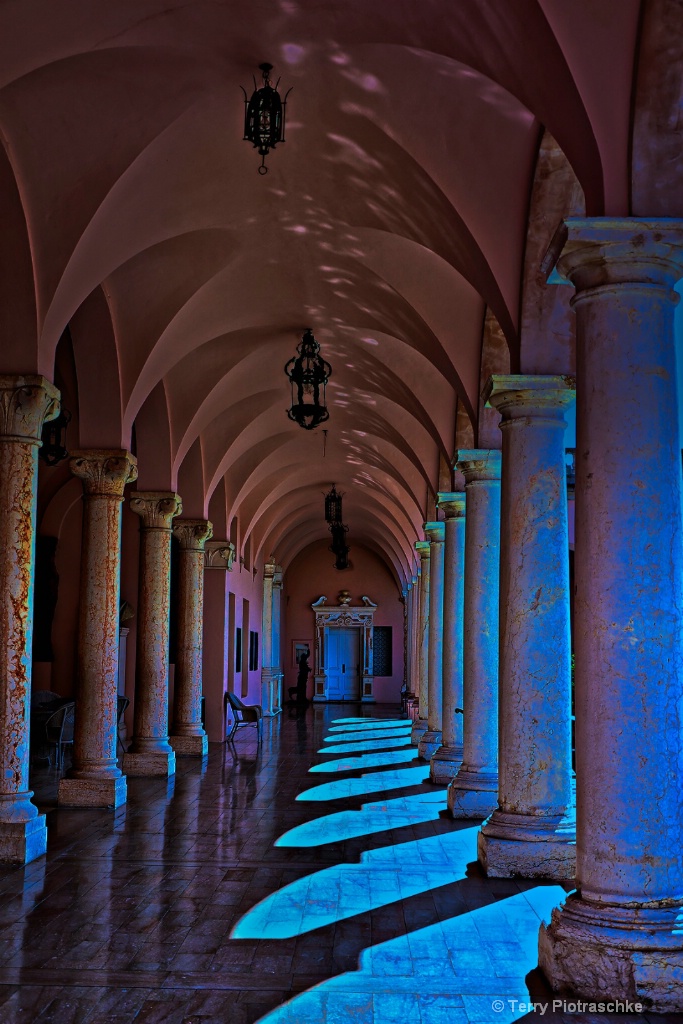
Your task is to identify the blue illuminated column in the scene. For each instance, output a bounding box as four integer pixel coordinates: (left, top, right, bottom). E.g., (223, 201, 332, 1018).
(448, 450, 501, 818)
(477, 375, 575, 879)
(410, 543, 430, 743)
(418, 522, 445, 760)
(430, 494, 465, 783)
(402, 580, 411, 698)
(538, 220, 683, 1009)
(0, 376, 59, 864)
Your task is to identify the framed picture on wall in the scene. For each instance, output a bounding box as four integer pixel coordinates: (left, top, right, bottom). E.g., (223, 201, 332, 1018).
(293, 641, 311, 667)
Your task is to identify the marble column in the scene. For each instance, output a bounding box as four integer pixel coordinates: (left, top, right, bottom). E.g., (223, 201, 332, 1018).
(477, 376, 575, 879)
(122, 492, 182, 778)
(430, 493, 466, 783)
(260, 560, 278, 716)
(272, 566, 284, 712)
(410, 574, 419, 703)
(538, 220, 683, 1009)
(448, 451, 501, 818)
(403, 580, 412, 700)
(418, 522, 445, 760)
(0, 376, 59, 863)
(59, 450, 138, 809)
(169, 519, 212, 756)
(410, 545, 430, 743)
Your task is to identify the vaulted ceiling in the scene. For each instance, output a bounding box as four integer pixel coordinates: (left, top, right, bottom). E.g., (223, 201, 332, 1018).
(0, 0, 649, 583)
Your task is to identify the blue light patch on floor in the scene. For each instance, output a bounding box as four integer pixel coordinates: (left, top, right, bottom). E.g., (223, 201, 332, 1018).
(329, 719, 409, 732)
(232, 827, 479, 939)
(297, 764, 430, 801)
(255, 886, 566, 1024)
(275, 789, 447, 847)
(323, 726, 413, 745)
(318, 736, 413, 755)
(308, 748, 419, 774)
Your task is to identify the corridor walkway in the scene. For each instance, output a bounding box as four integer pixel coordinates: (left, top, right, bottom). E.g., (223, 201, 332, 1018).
(0, 708, 675, 1023)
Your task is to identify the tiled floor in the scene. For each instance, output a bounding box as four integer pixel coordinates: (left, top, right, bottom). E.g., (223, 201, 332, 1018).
(0, 706, 680, 1024)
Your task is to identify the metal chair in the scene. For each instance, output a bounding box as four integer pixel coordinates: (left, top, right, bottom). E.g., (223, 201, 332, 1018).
(45, 701, 75, 770)
(224, 692, 263, 742)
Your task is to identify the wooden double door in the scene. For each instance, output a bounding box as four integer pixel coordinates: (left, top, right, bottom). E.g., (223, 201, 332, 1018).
(325, 627, 360, 700)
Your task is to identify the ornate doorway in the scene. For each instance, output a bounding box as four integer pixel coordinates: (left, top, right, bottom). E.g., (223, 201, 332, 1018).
(311, 594, 377, 702)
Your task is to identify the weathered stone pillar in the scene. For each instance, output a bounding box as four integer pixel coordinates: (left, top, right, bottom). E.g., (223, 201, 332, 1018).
(122, 492, 181, 777)
(477, 376, 575, 879)
(169, 519, 212, 756)
(538, 220, 683, 1009)
(260, 560, 278, 716)
(410, 545, 430, 743)
(59, 450, 138, 809)
(272, 565, 284, 711)
(448, 450, 501, 818)
(0, 377, 59, 863)
(418, 522, 445, 760)
(402, 580, 412, 699)
(430, 494, 466, 783)
(409, 574, 418, 702)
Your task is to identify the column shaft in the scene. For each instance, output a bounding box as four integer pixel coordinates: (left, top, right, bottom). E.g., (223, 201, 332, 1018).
(430, 494, 466, 783)
(538, 219, 683, 1010)
(260, 561, 278, 716)
(123, 492, 181, 777)
(477, 376, 575, 879)
(0, 377, 59, 863)
(170, 519, 212, 756)
(448, 451, 501, 818)
(418, 522, 445, 760)
(59, 450, 137, 809)
(410, 546, 430, 742)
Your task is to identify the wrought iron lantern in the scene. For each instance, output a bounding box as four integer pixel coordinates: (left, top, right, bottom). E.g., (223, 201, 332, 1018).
(324, 484, 343, 525)
(39, 408, 71, 467)
(285, 329, 332, 430)
(241, 62, 291, 174)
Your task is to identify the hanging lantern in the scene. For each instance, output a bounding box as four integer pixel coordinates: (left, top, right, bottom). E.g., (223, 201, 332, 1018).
(324, 484, 343, 525)
(329, 522, 350, 570)
(285, 329, 332, 430)
(39, 408, 71, 467)
(241, 62, 291, 174)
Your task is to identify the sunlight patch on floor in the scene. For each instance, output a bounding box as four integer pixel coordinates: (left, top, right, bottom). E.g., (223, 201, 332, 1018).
(231, 827, 479, 938)
(318, 736, 413, 755)
(308, 747, 420, 774)
(275, 789, 447, 847)
(256, 886, 567, 1024)
(323, 725, 413, 744)
(297, 764, 430, 801)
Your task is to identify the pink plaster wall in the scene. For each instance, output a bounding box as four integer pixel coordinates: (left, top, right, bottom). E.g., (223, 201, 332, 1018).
(283, 540, 404, 705)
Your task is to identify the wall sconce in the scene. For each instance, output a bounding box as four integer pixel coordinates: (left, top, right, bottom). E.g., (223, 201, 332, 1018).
(39, 408, 71, 466)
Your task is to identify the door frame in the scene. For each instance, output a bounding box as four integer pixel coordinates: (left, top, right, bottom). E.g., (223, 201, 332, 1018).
(310, 595, 377, 703)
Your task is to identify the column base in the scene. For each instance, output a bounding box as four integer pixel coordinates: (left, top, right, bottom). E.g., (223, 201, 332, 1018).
(169, 734, 208, 756)
(0, 816, 47, 864)
(58, 775, 127, 809)
(447, 768, 498, 819)
(429, 745, 462, 784)
(478, 810, 576, 879)
(539, 895, 683, 1012)
(263, 708, 282, 718)
(418, 729, 442, 760)
(122, 750, 176, 777)
(410, 718, 428, 743)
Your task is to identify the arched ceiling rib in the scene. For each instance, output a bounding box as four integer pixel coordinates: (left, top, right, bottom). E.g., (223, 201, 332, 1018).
(0, 0, 642, 576)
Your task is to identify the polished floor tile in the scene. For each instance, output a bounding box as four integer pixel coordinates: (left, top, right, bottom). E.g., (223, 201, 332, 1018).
(0, 705, 678, 1024)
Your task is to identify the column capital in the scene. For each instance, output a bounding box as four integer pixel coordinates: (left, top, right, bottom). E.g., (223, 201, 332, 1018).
(483, 375, 575, 418)
(415, 540, 431, 562)
(204, 539, 235, 569)
(70, 450, 138, 497)
(546, 217, 683, 295)
(263, 560, 277, 580)
(423, 521, 445, 543)
(0, 375, 60, 444)
(173, 518, 213, 551)
(456, 449, 502, 483)
(437, 492, 466, 519)
(130, 491, 182, 529)
(272, 566, 284, 588)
